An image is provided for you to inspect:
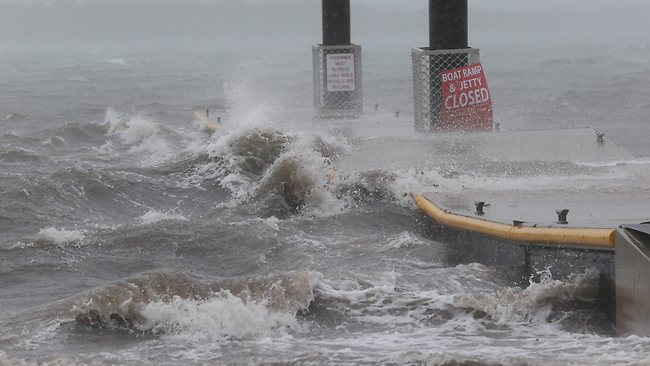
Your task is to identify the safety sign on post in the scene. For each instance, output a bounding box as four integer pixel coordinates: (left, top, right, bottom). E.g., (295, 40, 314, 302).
(326, 53, 355, 92)
(438, 63, 493, 131)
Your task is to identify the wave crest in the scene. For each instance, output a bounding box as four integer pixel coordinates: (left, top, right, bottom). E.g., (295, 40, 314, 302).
(69, 271, 320, 339)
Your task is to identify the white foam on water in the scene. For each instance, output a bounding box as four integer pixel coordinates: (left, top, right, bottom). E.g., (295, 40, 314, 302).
(314, 264, 501, 332)
(137, 291, 303, 342)
(261, 216, 281, 231)
(41, 136, 66, 146)
(138, 209, 188, 226)
(103, 108, 178, 164)
(227, 216, 282, 232)
(104, 58, 128, 66)
(296, 318, 650, 366)
(95, 140, 115, 155)
(181, 155, 229, 188)
(36, 227, 86, 247)
(15, 319, 63, 352)
(301, 265, 650, 365)
(316, 271, 402, 307)
(6, 241, 35, 250)
(380, 231, 431, 250)
(452, 268, 595, 325)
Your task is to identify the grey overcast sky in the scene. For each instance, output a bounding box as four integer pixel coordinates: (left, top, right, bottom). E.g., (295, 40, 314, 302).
(244, 0, 648, 10)
(1, 0, 648, 48)
(0, 0, 646, 9)
(357, 0, 647, 10)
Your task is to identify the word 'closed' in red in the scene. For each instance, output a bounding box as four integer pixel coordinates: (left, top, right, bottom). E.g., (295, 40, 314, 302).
(438, 63, 493, 131)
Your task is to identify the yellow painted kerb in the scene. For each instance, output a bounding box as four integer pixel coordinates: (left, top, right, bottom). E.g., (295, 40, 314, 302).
(415, 195, 616, 249)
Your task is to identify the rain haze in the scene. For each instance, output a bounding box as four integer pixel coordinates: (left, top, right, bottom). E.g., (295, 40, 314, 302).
(2, 0, 650, 365)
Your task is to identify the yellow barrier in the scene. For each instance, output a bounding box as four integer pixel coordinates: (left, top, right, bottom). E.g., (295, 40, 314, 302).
(415, 195, 616, 249)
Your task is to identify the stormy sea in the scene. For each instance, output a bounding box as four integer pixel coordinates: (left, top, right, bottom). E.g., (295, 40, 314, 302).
(2, 39, 650, 365)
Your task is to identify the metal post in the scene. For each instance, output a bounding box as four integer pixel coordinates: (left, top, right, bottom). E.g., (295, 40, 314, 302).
(323, 0, 351, 46)
(313, 0, 362, 118)
(429, 0, 468, 50)
(428, 0, 468, 129)
(413, 0, 489, 131)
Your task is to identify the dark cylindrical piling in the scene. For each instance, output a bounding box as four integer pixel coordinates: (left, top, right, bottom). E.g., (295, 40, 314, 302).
(314, 0, 362, 118)
(322, 0, 351, 46)
(429, 0, 468, 50)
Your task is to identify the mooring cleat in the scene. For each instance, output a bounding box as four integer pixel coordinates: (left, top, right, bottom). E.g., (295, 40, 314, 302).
(556, 209, 570, 225)
(475, 201, 490, 216)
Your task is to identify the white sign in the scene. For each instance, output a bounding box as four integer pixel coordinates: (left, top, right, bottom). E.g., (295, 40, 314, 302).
(326, 53, 355, 92)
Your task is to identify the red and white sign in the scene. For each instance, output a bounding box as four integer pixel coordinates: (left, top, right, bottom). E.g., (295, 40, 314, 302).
(326, 53, 355, 92)
(438, 63, 493, 131)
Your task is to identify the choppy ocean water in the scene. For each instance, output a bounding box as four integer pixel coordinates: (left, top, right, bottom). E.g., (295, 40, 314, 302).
(2, 42, 650, 365)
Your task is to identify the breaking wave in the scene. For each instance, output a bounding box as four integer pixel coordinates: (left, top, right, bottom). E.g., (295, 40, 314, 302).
(138, 291, 301, 340)
(451, 268, 600, 325)
(189, 126, 347, 216)
(66, 271, 319, 339)
(103, 108, 186, 164)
